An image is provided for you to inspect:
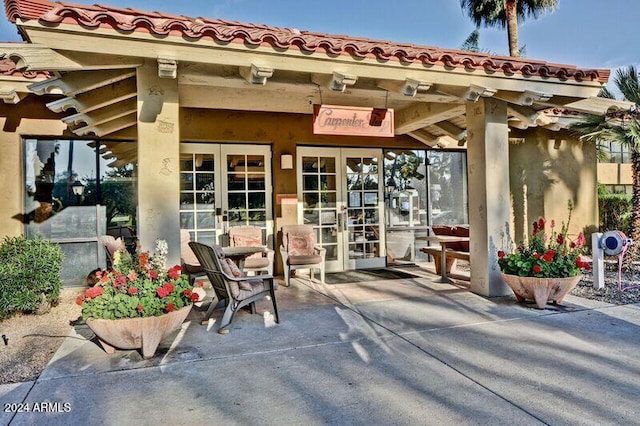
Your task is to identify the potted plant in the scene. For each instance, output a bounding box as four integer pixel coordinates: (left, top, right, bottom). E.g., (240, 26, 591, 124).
(497, 202, 591, 309)
(76, 240, 202, 358)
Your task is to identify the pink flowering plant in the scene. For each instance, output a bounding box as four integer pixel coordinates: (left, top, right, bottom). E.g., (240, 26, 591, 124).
(498, 202, 591, 278)
(77, 240, 201, 320)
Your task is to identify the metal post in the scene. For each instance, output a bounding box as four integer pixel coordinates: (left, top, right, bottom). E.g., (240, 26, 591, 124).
(592, 232, 604, 290)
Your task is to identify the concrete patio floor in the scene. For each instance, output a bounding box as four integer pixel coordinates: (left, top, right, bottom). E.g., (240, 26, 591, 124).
(2, 267, 640, 425)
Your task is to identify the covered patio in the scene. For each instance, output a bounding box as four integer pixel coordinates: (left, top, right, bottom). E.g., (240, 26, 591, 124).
(0, 0, 632, 296)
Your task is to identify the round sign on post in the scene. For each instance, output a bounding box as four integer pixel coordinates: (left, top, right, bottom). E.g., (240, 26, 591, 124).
(600, 231, 631, 256)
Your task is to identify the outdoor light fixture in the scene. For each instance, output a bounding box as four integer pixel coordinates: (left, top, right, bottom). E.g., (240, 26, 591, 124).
(281, 154, 293, 170)
(71, 180, 85, 196)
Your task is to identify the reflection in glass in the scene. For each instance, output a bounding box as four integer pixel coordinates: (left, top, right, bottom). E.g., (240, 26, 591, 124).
(304, 175, 318, 191)
(180, 193, 194, 206)
(248, 193, 266, 209)
(227, 155, 244, 172)
(320, 174, 336, 190)
(196, 212, 215, 228)
(228, 193, 247, 210)
(303, 209, 319, 225)
(247, 155, 265, 172)
(180, 174, 193, 191)
(321, 227, 338, 244)
(302, 156, 318, 173)
(303, 193, 319, 209)
(180, 155, 193, 171)
(320, 157, 336, 173)
(195, 154, 215, 171)
(247, 175, 265, 190)
(180, 212, 195, 229)
(320, 191, 336, 207)
(196, 173, 215, 190)
(227, 174, 245, 191)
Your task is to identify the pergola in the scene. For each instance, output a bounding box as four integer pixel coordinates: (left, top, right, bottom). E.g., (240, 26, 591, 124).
(0, 0, 632, 295)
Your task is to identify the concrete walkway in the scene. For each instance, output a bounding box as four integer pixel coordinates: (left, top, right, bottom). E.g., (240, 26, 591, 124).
(2, 269, 640, 425)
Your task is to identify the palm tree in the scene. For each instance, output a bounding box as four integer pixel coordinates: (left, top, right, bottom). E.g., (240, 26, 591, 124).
(459, 0, 558, 57)
(572, 66, 640, 253)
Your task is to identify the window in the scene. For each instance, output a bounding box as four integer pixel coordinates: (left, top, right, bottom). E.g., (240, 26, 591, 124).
(24, 139, 137, 284)
(601, 141, 630, 164)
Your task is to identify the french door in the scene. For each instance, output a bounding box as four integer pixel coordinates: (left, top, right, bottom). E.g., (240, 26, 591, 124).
(180, 143, 273, 247)
(297, 147, 385, 272)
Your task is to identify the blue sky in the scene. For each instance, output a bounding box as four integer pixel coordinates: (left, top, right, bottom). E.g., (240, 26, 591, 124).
(1, 0, 638, 76)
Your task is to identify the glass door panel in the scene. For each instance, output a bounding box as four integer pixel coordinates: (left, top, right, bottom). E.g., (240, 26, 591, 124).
(343, 152, 384, 269)
(298, 147, 384, 271)
(221, 145, 273, 245)
(179, 145, 223, 245)
(300, 153, 340, 267)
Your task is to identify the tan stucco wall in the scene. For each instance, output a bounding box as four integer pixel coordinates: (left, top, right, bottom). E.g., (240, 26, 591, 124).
(598, 162, 633, 185)
(0, 96, 66, 238)
(509, 128, 598, 244)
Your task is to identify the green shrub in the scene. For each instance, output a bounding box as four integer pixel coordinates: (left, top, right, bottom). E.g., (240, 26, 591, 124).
(599, 192, 632, 235)
(0, 236, 64, 319)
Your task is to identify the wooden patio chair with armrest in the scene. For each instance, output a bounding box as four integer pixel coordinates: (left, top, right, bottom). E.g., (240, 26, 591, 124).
(180, 229, 206, 285)
(228, 226, 274, 276)
(280, 224, 326, 286)
(189, 242, 279, 334)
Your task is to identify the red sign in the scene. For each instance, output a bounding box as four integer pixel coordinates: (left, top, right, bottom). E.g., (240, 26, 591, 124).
(313, 105, 394, 137)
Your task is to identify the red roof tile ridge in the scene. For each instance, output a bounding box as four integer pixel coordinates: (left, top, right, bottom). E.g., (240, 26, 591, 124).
(4, 0, 610, 84)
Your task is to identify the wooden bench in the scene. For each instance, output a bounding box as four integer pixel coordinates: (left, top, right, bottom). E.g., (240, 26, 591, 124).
(420, 246, 470, 275)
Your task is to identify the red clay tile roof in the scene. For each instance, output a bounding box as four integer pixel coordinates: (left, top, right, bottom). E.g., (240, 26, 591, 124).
(4, 0, 610, 84)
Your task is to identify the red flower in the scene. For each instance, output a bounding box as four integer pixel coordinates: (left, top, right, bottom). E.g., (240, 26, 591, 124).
(534, 253, 541, 259)
(85, 286, 104, 299)
(183, 289, 192, 297)
(167, 266, 180, 280)
(163, 282, 174, 294)
(137, 304, 144, 313)
(197, 281, 205, 287)
(139, 252, 149, 266)
(190, 293, 200, 302)
(533, 265, 542, 274)
(75, 295, 84, 306)
(128, 287, 138, 295)
(157, 286, 169, 298)
(497, 250, 505, 259)
(115, 275, 127, 288)
(556, 234, 564, 245)
(543, 250, 555, 262)
(576, 257, 592, 270)
(537, 217, 546, 231)
(570, 241, 576, 249)
(166, 303, 175, 312)
(148, 270, 159, 280)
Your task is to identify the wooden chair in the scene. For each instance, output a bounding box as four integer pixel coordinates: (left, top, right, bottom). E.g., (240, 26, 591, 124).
(280, 225, 326, 286)
(189, 242, 279, 334)
(228, 226, 274, 276)
(180, 229, 207, 285)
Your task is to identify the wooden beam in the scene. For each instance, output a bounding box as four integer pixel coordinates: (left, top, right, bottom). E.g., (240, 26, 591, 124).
(0, 43, 82, 71)
(432, 121, 466, 140)
(29, 69, 135, 96)
(46, 77, 136, 113)
(395, 104, 465, 134)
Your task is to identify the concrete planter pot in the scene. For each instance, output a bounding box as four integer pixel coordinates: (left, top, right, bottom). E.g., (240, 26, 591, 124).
(501, 274, 581, 309)
(86, 305, 192, 359)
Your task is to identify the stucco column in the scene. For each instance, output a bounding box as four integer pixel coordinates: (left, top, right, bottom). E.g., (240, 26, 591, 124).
(466, 98, 511, 296)
(136, 61, 180, 265)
